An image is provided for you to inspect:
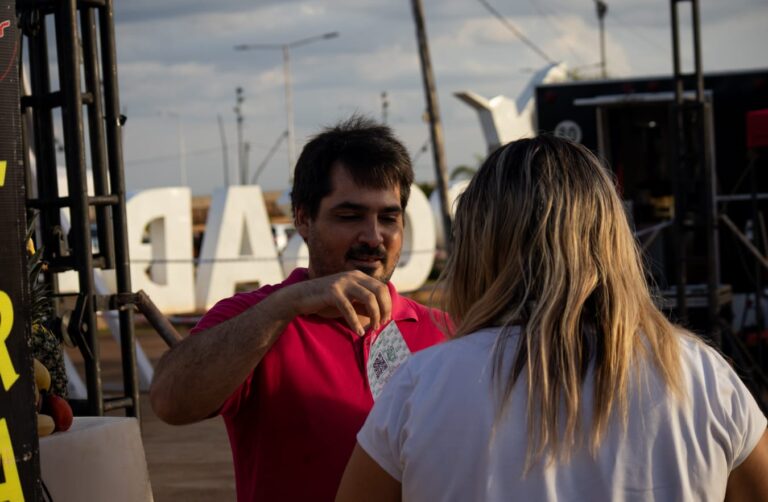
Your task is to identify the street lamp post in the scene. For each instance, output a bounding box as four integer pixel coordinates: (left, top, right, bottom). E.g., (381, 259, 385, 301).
(235, 31, 338, 181)
(594, 0, 608, 79)
(234, 87, 245, 185)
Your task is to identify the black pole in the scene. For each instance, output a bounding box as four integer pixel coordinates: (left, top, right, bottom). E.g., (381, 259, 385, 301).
(669, 0, 688, 323)
(749, 152, 764, 330)
(56, 0, 103, 415)
(0, 0, 42, 495)
(99, 0, 140, 417)
(596, 1, 608, 79)
(81, 7, 115, 270)
(235, 87, 245, 185)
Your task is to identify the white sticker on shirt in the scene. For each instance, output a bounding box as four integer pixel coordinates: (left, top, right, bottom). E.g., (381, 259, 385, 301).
(367, 321, 412, 401)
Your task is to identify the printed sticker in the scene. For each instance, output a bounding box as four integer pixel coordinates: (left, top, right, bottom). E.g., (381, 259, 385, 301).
(367, 321, 411, 400)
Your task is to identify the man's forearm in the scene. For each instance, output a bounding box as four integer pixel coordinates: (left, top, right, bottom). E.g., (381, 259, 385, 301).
(150, 270, 393, 425)
(149, 289, 294, 425)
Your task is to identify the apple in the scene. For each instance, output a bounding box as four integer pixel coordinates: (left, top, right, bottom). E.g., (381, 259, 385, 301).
(42, 394, 74, 432)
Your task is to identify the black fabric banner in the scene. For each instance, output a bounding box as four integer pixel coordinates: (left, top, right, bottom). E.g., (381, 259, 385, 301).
(0, 1, 41, 499)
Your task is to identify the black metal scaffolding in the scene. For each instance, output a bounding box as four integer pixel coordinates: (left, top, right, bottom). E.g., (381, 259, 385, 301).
(669, 0, 722, 344)
(19, 0, 139, 417)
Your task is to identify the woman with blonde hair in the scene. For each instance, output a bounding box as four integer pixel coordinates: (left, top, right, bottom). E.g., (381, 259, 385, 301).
(337, 136, 768, 501)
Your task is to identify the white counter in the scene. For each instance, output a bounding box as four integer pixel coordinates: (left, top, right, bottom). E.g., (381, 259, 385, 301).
(39, 416, 153, 502)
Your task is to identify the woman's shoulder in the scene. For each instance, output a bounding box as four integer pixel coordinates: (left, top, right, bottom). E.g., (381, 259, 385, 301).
(405, 325, 519, 373)
(675, 331, 736, 377)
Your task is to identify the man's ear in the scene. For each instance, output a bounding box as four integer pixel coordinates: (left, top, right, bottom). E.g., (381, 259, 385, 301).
(294, 206, 310, 239)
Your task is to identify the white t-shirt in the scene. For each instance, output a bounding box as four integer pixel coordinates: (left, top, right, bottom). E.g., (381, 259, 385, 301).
(357, 327, 767, 501)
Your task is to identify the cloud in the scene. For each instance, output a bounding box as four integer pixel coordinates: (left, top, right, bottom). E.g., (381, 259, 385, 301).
(110, 0, 768, 194)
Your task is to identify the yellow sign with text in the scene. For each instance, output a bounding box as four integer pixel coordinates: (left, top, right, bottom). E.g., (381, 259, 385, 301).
(0, 160, 6, 187)
(0, 291, 23, 501)
(0, 290, 18, 392)
(0, 418, 24, 501)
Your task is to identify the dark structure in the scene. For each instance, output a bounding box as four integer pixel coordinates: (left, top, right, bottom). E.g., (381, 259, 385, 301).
(535, 2, 768, 410)
(0, 0, 40, 496)
(19, 0, 181, 424)
(536, 69, 768, 325)
(18, 0, 140, 419)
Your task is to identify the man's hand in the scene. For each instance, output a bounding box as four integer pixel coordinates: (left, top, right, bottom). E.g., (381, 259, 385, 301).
(277, 270, 392, 336)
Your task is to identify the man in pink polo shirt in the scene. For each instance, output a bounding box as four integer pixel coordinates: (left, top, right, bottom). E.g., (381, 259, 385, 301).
(150, 116, 446, 501)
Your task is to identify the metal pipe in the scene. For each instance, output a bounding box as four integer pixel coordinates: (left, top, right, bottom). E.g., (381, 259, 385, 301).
(717, 194, 768, 202)
(27, 194, 120, 209)
(669, 0, 687, 322)
(703, 102, 721, 345)
(81, 6, 115, 269)
(27, 18, 62, 264)
(749, 153, 765, 329)
(235, 87, 244, 185)
(56, 0, 103, 415)
(720, 215, 768, 272)
(691, 0, 705, 102)
(595, 1, 608, 79)
(134, 290, 183, 348)
(99, 0, 140, 418)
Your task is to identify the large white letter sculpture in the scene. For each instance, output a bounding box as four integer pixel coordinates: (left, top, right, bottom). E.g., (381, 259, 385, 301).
(430, 179, 470, 250)
(195, 186, 283, 311)
(280, 232, 309, 278)
(391, 184, 435, 291)
(126, 188, 195, 314)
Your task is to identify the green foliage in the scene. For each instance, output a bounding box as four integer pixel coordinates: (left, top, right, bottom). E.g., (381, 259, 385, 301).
(26, 212, 68, 396)
(417, 182, 434, 198)
(449, 165, 476, 181)
(26, 213, 54, 326)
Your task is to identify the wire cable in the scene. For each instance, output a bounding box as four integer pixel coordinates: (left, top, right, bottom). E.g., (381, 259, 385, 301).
(528, 0, 588, 65)
(476, 0, 559, 66)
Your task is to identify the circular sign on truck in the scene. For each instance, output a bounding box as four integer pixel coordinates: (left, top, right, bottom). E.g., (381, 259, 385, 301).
(554, 120, 582, 143)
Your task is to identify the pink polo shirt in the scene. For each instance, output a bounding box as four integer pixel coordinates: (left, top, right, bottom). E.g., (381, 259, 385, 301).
(190, 268, 446, 501)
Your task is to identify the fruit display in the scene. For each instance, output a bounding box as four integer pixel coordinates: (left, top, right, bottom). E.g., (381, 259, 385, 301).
(41, 394, 74, 432)
(27, 231, 69, 397)
(27, 220, 73, 437)
(34, 358, 73, 437)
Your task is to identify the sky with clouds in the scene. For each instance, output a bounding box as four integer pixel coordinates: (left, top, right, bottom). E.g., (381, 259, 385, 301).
(106, 0, 768, 195)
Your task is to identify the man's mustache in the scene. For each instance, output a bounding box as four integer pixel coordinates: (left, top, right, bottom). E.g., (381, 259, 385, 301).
(346, 245, 386, 261)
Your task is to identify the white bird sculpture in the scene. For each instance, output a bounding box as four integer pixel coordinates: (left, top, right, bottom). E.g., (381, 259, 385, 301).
(455, 62, 569, 152)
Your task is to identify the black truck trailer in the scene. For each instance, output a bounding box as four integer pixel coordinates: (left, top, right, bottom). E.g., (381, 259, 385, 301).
(535, 67, 768, 337)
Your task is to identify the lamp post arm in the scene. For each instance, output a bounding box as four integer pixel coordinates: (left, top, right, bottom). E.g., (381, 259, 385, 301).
(234, 43, 283, 51)
(287, 31, 339, 49)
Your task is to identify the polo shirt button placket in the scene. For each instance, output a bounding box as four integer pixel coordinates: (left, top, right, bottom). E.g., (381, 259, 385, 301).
(362, 332, 372, 365)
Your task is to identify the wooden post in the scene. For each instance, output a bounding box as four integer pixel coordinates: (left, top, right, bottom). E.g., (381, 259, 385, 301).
(410, 0, 453, 254)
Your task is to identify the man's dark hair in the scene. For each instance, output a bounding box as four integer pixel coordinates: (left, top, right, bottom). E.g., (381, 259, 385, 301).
(291, 115, 413, 219)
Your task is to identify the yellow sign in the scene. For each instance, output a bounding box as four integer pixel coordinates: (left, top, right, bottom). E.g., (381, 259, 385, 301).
(0, 419, 24, 501)
(0, 160, 6, 187)
(0, 291, 18, 392)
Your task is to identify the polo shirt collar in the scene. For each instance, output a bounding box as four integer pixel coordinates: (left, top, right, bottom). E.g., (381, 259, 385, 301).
(386, 280, 419, 323)
(290, 268, 420, 323)
(285, 267, 310, 285)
